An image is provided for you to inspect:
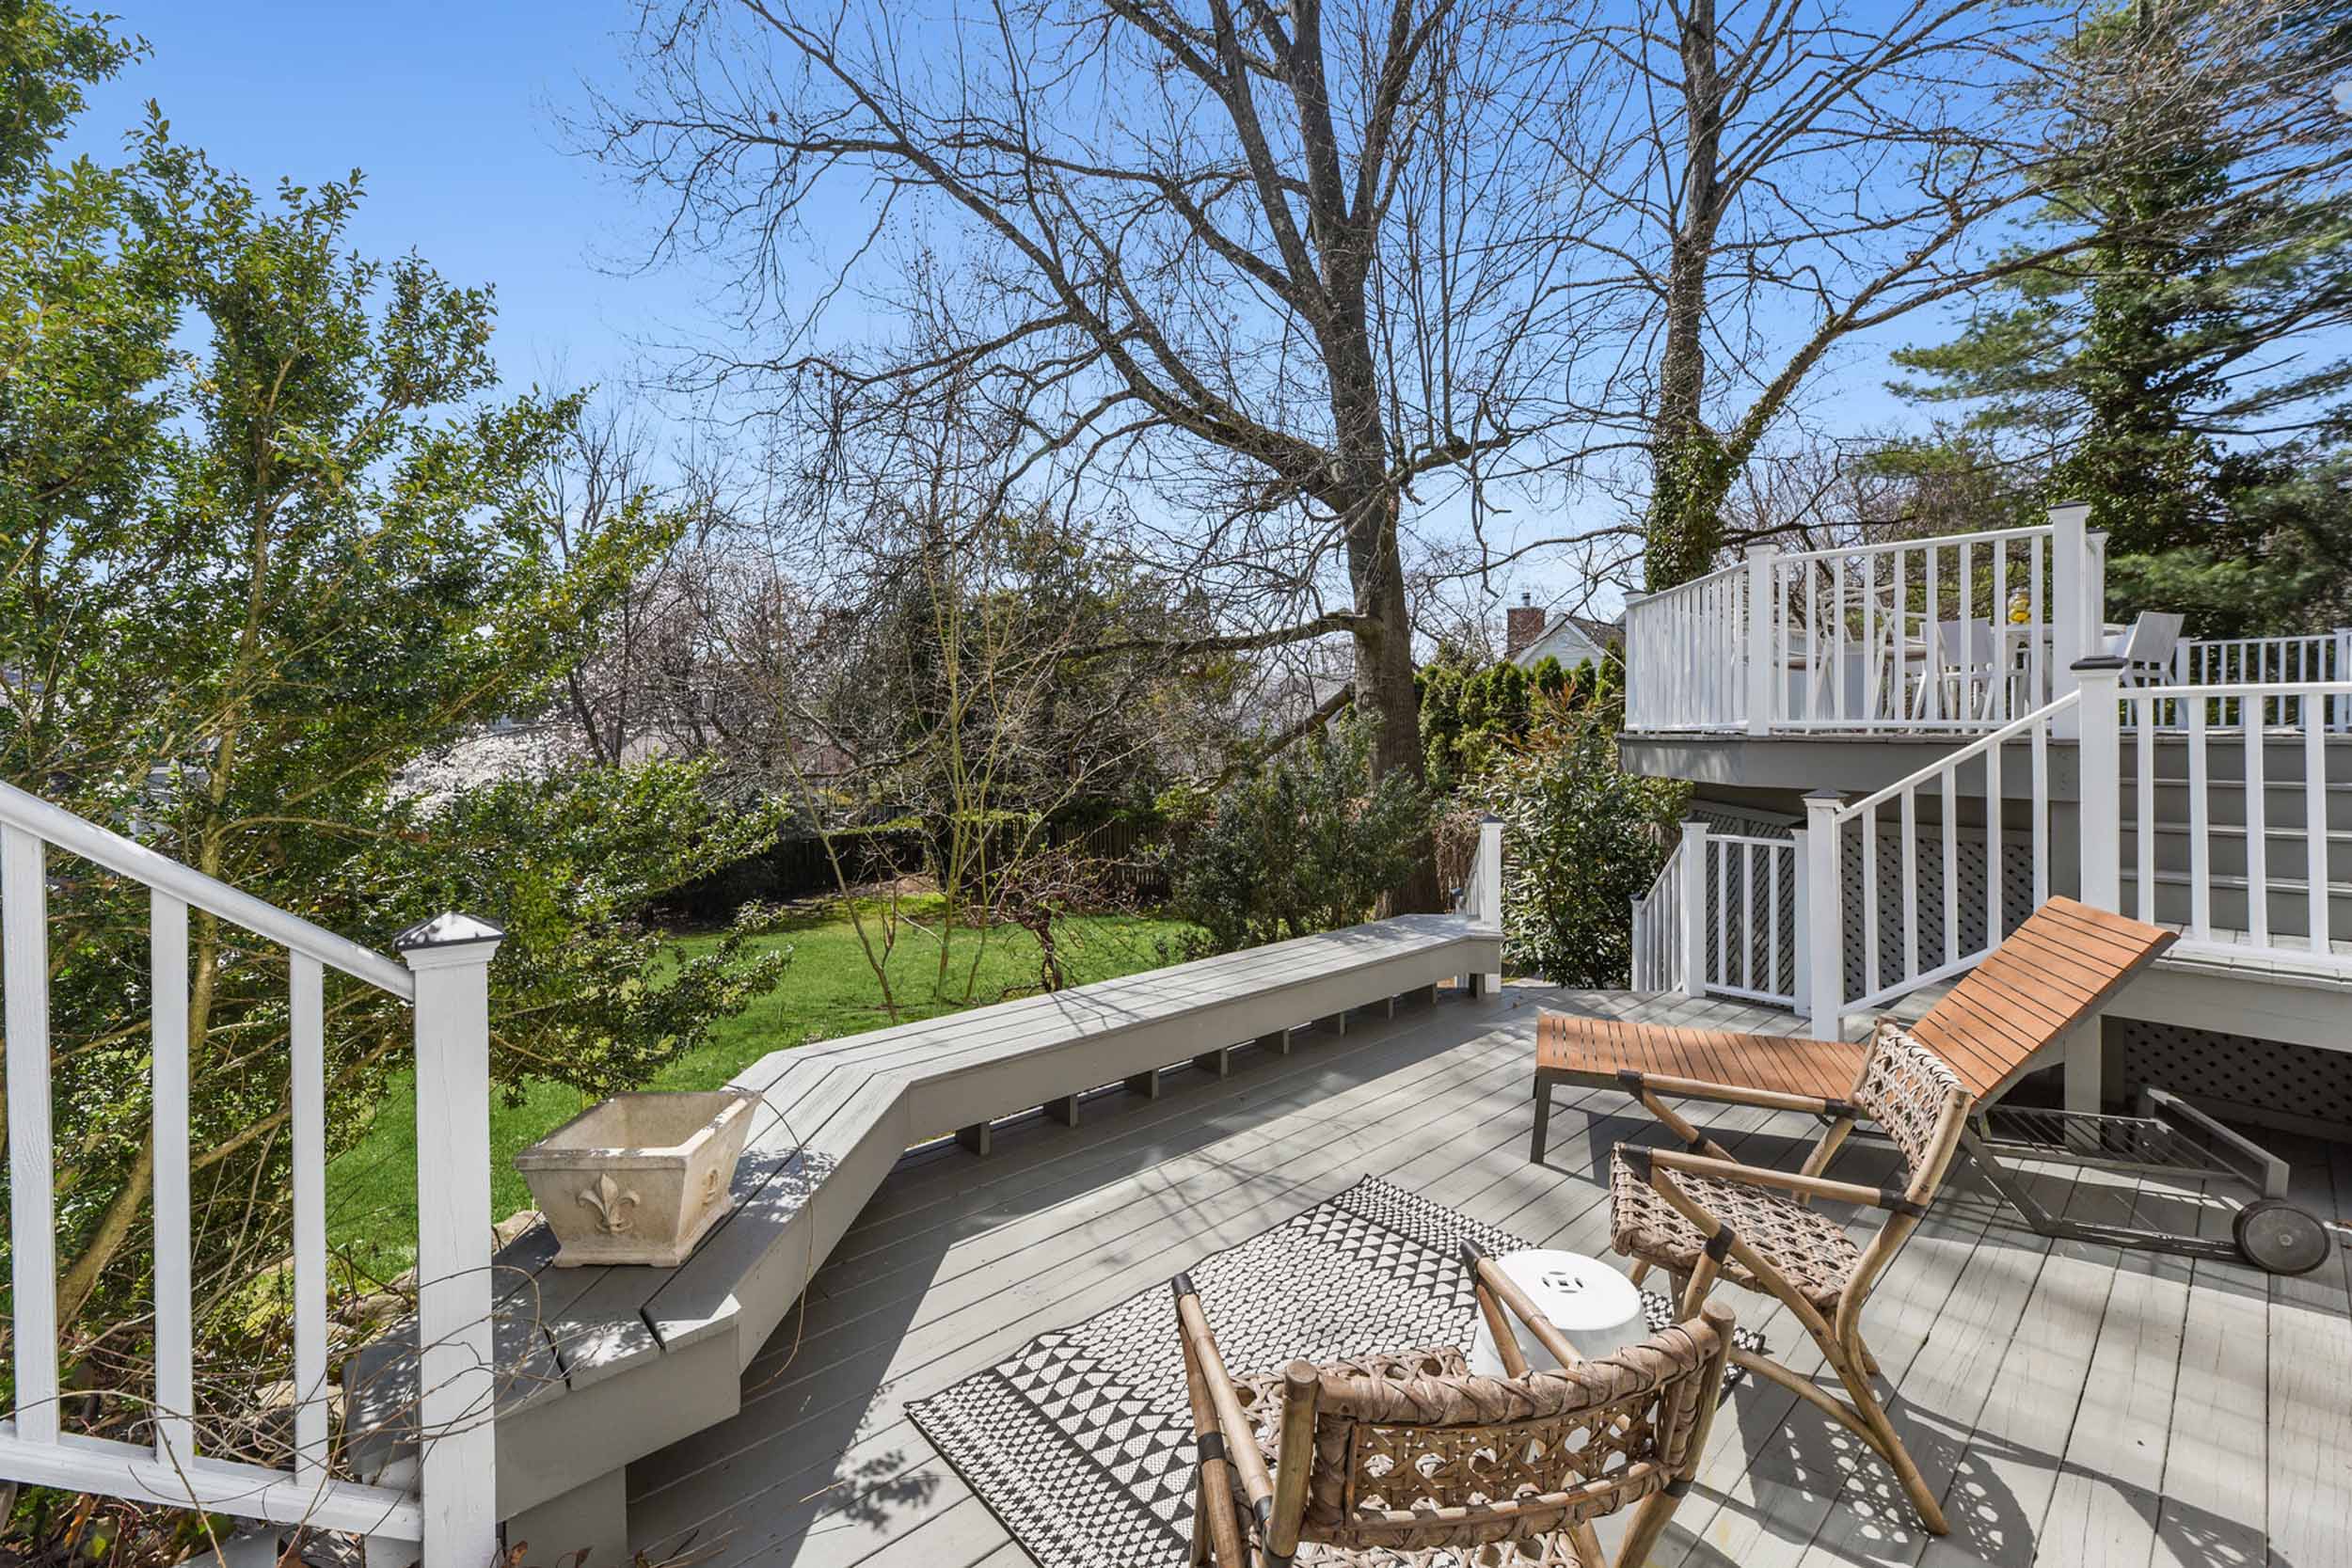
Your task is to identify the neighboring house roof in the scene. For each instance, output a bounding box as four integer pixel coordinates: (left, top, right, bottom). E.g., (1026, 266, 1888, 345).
(1509, 610, 1620, 670)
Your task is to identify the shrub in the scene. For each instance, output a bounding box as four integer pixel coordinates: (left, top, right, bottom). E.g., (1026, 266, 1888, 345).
(1173, 722, 1434, 951)
(1478, 713, 1686, 987)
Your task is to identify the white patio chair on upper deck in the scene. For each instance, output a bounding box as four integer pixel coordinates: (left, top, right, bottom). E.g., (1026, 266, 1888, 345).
(2107, 610, 2185, 684)
(1921, 617, 1998, 721)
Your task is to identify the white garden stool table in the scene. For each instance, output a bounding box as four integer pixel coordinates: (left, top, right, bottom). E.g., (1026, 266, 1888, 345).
(1468, 1249, 1648, 1376)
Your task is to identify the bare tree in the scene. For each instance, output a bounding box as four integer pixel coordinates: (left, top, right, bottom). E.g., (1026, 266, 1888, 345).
(1567, 0, 2352, 591)
(586, 0, 1639, 907)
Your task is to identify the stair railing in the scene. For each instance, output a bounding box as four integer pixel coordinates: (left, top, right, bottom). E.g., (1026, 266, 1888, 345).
(2079, 663, 2352, 968)
(0, 779, 501, 1566)
(1629, 833, 1687, 994)
(1630, 821, 1806, 1009)
(1803, 690, 2079, 1037)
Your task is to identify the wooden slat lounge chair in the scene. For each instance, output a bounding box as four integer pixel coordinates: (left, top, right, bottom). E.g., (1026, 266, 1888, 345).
(1529, 896, 2176, 1164)
(1173, 1256, 1736, 1568)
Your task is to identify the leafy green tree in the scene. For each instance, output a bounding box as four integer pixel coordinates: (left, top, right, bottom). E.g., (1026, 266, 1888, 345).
(1417, 654, 1621, 793)
(1477, 712, 1685, 989)
(1887, 3, 2352, 634)
(0, 10, 784, 1347)
(1173, 721, 1434, 953)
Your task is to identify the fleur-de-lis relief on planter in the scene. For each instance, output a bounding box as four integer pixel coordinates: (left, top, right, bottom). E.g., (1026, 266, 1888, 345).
(578, 1174, 640, 1236)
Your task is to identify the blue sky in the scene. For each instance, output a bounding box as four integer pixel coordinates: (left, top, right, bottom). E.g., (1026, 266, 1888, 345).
(66, 1, 696, 400)
(56, 1, 2049, 626)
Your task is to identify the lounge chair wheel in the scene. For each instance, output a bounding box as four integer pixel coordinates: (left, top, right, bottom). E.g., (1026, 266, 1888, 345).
(2233, 1198, 2334, 1275)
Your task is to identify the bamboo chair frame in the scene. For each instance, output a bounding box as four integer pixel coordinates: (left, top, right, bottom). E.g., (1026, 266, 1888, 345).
(1173, 1250, 1736, 1568)
(1607, 1021, 1973, 1535)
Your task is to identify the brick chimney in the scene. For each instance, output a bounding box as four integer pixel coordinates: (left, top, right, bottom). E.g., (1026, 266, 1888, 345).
(1504, 592, 1546, 660)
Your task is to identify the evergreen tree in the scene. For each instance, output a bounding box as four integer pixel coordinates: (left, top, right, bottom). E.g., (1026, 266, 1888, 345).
(1886, 1, 2352, 634)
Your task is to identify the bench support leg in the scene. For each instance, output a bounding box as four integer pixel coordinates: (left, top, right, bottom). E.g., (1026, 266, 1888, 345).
(1407, 983, 1439, 1008)
(507, 1467, 628, 1568)
(1317, 1011, 1348, 1037)
(956, 1120, 993, 1157)
(1254, 1028, 1292, 1055)
(1125, 1068, 1163, 1100)
(1192, 1046, 1232, 1078)
(1378, 995, 1397, 1020)
(1046, 1093, 1080, 1127)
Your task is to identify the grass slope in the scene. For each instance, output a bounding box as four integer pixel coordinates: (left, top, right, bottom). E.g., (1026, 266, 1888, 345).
(325, 900, 1198, 1273)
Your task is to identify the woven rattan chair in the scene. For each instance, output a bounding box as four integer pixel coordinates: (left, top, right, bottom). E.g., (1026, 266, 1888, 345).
(1606, 1021, 1972, 1535)
(1172, 1248, 1736, 1567)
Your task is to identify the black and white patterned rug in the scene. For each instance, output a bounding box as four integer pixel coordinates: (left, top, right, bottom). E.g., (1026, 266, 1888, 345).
(907, 1175, 1756, 1568)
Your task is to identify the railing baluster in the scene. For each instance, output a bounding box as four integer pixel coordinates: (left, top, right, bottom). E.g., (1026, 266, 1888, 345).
(152, 892, 194, 1466)
(1740, 840, 1756, 991)
(1833, 555, 1848, 723)
(2028, 533, 2046, 705)
(2188, 699, 2212, 941)
(1863, 804, 1881, 995)
(1713, 837, 1728, 990)
(1864, 552, 1881, 723)
(291, 952, 329, 1483)
(1924, 545, 1941, 724)
(1769, 841, 1785, 999)
(2031, 720, 2050, 907)
(4, 824, 60, 1446)
(1899, 790, 1919, 980)
(1942, 769, 1959, 969)
(1986, 732, 2005, 940)
(2136, 695, 2156, 924)
(2308, 720, 2330, 956)
(2245, 699, 2268, 948)
(1991, 540, 2010, 721)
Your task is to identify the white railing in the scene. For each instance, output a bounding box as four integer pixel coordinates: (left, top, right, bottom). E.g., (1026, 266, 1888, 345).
(0, 779, 501, 1564)
(1630, 823, 1804, 1008)
(2082, 668, 2351, 972)
(2171, 631, 2352, 732)
(1629, 836, 1686, 993)
(1626, 502, 2107, 737)
(1696, 828, 1803, 1007)
(1803, 692, 2077, 1037)
(1624, 559, 1754, 733)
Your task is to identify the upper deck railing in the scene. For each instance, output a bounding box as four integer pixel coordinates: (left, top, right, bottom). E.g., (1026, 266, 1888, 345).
(1625, 504, 2106, 737)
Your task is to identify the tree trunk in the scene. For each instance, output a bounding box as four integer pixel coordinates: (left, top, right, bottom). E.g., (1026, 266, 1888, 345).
(1645, 0, 1730, 592)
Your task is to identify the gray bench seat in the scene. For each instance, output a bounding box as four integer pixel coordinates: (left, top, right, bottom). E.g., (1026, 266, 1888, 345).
(343, 912, 1499, 1562)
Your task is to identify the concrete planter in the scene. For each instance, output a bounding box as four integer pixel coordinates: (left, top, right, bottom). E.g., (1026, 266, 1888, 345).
(515, 1091, 755, 1267)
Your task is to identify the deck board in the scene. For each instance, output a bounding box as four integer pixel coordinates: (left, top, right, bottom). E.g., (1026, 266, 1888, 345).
(619, 983, 2350, 1568)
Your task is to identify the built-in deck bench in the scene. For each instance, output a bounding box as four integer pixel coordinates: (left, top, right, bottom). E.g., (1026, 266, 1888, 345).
(344, 911, 1501, 1562)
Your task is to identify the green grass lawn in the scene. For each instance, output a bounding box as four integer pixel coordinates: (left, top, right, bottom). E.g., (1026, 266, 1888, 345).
(325, 899, 1200, 1275)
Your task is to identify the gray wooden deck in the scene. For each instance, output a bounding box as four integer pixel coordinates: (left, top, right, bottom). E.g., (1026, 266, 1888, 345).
(615, 983, 2352, 1568)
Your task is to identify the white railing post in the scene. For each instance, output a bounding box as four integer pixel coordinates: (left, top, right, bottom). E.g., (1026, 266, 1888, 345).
(1622, 594, 1650, 731)
(1677, 819, 1708, 999)
(397, 912, 507, 1568)
(1803, 793, 1844, 1039)
(4, 825, 59, 1447)
(1744, 545, 1777, 736)
(2074, 659, 2125, 911)
(2049, 501, 2090, 736)
(1472, 814, 1503, 995)
(1789, 827, 1811, 1015)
